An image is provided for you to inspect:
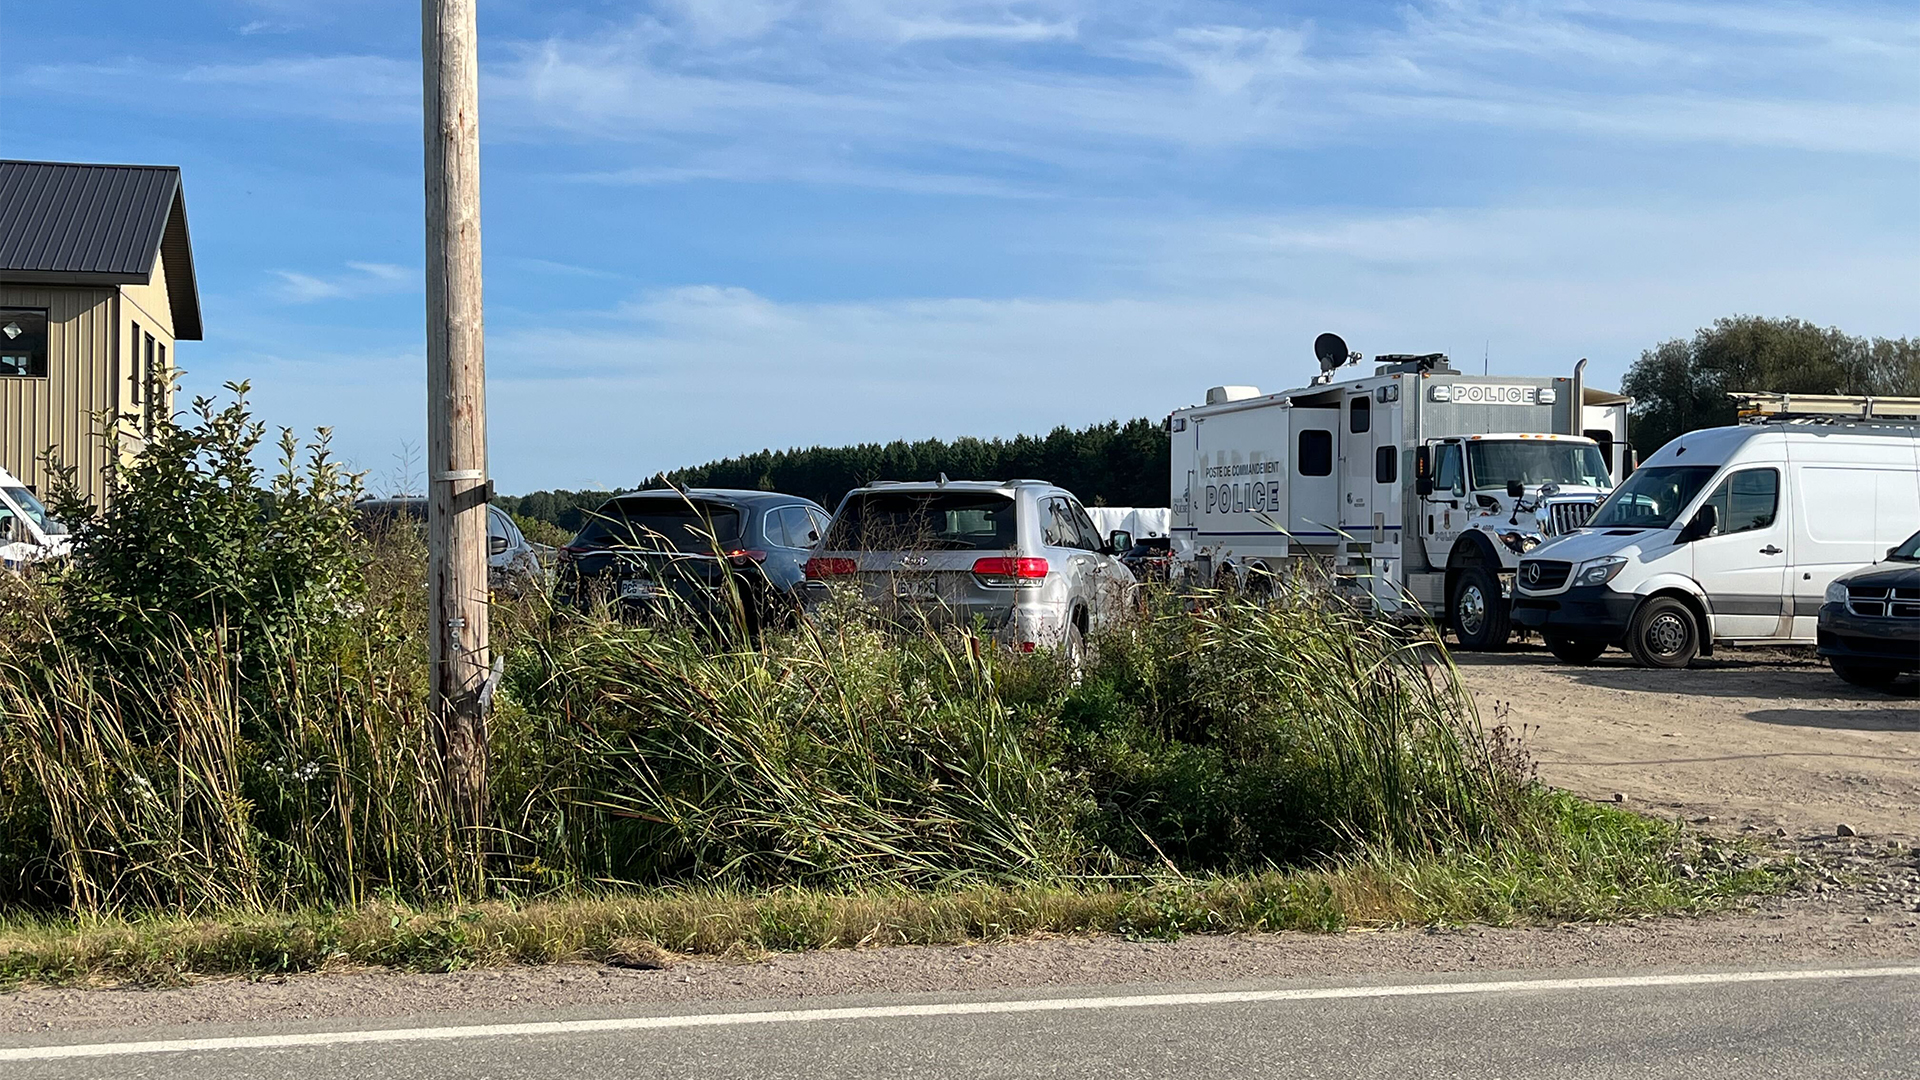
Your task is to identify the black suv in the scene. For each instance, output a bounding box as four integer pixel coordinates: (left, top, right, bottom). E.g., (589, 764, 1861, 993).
(555, 488, 831, 630)
(1818, 529, 1920, 689)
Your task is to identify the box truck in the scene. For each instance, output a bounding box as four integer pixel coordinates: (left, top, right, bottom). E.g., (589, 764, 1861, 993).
(1167, 335, 1631, 648)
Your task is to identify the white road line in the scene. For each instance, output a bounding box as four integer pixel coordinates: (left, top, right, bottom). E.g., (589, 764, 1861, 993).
(4, 965, 1917, 1062)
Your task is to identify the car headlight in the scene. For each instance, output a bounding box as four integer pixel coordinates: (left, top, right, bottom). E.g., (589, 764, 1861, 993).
(1824, 580, 1847, 605)
(1573, 556, 1628, 587)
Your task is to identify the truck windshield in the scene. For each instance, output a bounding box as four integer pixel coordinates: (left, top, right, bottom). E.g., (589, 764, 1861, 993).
(2, 486, 66, 536)
(1585, 466, 1719, 530)
(1466, 442, 1610, 491)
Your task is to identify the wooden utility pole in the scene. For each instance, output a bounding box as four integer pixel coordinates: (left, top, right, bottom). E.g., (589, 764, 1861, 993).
(422, 0, 490, 832)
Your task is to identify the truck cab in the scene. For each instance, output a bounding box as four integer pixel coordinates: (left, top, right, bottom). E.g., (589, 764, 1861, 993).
(1418, 433, 1615, 649)
(0, 467, 70, 571)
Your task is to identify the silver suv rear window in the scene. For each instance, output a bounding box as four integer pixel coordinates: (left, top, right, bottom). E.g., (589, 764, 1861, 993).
(826, 492, 1016, 551)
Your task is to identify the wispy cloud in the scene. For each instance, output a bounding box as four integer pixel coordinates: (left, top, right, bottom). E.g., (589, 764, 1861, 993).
(271, 262, 415, 303)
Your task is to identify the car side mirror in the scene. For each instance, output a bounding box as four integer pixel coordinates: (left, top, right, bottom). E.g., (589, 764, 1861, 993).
(1107, 530, 1132, 556)
(1505, 480, 1525, 499)
(1888, 546, 1899, 562)
(488, 535, 509, 556)
(1679, 503, 1718, 543)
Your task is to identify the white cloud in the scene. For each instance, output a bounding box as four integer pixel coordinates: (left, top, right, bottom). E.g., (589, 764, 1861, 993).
(270, 262, 417, 304)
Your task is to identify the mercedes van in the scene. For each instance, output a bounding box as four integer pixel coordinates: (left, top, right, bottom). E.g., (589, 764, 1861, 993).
(1511, 395, 1920, 668)
(0, 466, 70, 571)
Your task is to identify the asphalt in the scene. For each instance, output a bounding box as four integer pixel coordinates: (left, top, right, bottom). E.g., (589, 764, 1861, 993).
(4, 964, 1915, 1079)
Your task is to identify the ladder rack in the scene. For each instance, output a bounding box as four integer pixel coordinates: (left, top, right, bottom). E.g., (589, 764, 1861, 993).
(1733, 392, 1920, 425)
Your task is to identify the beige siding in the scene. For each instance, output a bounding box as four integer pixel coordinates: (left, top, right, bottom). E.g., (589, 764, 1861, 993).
(119, 254, 179, 421)
(0, 284, 120, 505)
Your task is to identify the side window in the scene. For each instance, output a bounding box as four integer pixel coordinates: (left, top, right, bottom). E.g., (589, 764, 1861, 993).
(1433, 444, 1464, 496)
(808, 510, 831, 544)
(1068, 501, 1103, 551)
(1042, 499, 1076, 548)
(773, 506, 816, 549)
(1702, 468, 1779, 536)
(1374, 446, 1397, 484)
(1349, 395, 1370, 434)
(0, 308, 49, 378)
(1298, 430, 1333, 477)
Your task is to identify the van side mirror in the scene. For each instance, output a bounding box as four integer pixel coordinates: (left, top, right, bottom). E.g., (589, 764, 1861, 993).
(488, 535, 509, 556)
(1679, 503, 1718, 543)
(1107, 530, 1132, 556)
(1505, 480, 1525, 499)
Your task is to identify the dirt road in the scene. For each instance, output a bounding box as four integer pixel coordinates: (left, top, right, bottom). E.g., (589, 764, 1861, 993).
(1454, 646, 1920, 841)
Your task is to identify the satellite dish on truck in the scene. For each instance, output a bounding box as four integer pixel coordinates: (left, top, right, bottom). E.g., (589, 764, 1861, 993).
(1313, 332, 1356, 378)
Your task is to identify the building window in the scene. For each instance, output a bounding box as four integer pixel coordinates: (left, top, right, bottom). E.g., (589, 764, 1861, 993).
(1375, 445, 1398, 484)
(1298, 429, 1333, 476)
(129, 324, 143, 405)
(143, 333, 156, 435)
(0, 308, 49, 378)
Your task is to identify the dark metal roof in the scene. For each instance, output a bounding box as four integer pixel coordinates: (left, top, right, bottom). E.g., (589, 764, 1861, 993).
(0, 160, 203, 340)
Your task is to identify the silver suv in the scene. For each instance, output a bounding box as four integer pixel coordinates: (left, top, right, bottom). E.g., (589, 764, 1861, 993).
(803, 479, 1138, 662)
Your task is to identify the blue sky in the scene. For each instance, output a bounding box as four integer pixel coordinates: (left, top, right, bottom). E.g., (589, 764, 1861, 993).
(4, 0, 1915, 494)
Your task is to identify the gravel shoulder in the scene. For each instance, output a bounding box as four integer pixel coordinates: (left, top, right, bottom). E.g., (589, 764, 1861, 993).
(1453, 644, 1919, 841)
(5, 643, 1916, 1036)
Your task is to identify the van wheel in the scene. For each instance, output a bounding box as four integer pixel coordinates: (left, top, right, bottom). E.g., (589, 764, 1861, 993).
(1627, 597, 1698, 669)
(1829, 659, 1900, 689)
(1451, 565, 1511, 650)
(1544, 636, 1607, 664)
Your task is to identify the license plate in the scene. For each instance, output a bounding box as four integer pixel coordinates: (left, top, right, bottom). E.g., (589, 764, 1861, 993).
(895, 585, 941, 603)
(620, 579, 659, 600)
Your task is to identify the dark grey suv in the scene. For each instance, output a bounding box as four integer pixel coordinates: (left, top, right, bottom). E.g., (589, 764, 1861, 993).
(556, 488, 831, 630)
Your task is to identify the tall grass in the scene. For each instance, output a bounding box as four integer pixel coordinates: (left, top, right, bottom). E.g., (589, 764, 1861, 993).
(0, 531, 1740, 925)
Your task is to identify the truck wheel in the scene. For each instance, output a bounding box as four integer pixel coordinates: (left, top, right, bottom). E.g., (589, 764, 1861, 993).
(1626, 597, 1698, 669)
(1451, 565, 1511, 650)
(1829, 659, 1900, 689)
(1544, 636, 1607, 664)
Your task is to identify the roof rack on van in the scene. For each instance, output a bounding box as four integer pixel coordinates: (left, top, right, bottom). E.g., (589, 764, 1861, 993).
(1733, 392, 1920, 425)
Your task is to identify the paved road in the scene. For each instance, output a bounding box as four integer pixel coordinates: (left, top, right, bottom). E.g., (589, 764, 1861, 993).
(4, 965, 1916, 1079)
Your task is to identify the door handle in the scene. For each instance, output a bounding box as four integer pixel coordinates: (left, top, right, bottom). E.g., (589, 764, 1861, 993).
(1759, 545, 1783, 555)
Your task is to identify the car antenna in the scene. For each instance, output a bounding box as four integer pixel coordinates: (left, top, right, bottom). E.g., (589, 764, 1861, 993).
(937, 472, 949, 487)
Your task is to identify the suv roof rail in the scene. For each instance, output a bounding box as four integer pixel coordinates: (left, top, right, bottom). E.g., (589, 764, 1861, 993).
(1733, 392, 1920, 425)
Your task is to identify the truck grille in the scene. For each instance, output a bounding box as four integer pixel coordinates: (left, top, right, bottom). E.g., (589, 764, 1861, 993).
(1846, 585, 1920, 619)
(1518, 560, 1572, 591)
(1544, 500, 1599, 536)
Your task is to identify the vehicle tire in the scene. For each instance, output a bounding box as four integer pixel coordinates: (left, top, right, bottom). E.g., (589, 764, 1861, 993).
(1450, 565, 1511, 650)
(1626, 596, 1699, 669)
(1062, 620, 1087, 686)
(1544, 635, 1607, 664)
(1829, 659, 1900, 689)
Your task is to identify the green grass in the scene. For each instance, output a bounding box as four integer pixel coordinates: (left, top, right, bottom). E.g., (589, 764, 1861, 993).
(0, 803, 1789, 988)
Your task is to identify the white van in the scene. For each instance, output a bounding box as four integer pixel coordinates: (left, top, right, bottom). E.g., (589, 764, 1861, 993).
(0, 466, 70, 571)
(1511, 396, 1920, 668)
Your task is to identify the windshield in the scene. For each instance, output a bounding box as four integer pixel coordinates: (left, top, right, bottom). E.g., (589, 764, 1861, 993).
(1890, 531, 1920, 561)
(3, 486, 65, 536)
(1466, 441, 1611, 491)
(825, 492, 1017, 552)
(571, 498, 743, 554)
(1586, 466, 1719, 530)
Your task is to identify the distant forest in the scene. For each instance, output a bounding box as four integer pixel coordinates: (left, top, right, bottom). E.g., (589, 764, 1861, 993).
(498, 418, 1170, 532)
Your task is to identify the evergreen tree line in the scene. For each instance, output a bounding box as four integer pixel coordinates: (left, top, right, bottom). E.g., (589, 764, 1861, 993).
(497, 419, 1170, 533)
(502, 316, 1917, 532)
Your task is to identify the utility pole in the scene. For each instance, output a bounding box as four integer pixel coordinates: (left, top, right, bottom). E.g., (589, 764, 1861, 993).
(422, 0, 490, 837)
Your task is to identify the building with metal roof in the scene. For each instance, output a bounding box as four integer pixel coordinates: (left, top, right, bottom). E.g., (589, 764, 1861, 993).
(0, 160, 203, 503)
